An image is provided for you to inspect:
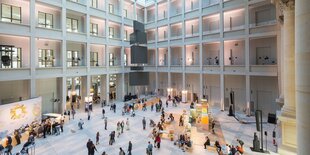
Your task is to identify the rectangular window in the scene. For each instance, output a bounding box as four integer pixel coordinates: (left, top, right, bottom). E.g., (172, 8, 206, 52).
(67, 51, 79, 67)
(1, 4, 21, 23)
(123, 9, 128, 18)
(124, 54, 127, 66)
(0, 46, 22, 68)
(38, 12, 53, 28)
(109, 27, 114, 38)
(66, 18, 78, 32)
(109, 4, 114, 14)
(38, 49, 54, 67)
(109, 53, 114, 66)
(90, 52, 98, 66)
(124, 30, 128, 41)
(91, 0, 98, 8)
(90, 23, 98, 36)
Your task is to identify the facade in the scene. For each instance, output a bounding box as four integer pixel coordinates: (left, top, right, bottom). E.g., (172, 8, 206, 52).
(0, 0, 280, 116)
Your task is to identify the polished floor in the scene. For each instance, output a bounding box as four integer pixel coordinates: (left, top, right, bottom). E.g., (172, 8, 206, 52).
(10, 97, 279, 155)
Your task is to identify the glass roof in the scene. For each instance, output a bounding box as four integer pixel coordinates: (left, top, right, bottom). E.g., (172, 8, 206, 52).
(132, 0, 156, 6)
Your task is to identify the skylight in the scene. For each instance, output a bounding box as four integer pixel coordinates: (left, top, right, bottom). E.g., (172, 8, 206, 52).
(131, 0, 156, 7)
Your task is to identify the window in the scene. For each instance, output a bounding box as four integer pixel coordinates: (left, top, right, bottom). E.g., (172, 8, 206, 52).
(0, 45, 22, 68)
(67, 51, 80, 67)
(38, 49, 54, 67)
(1, 4, 21, 23)
(124, 54, 127, 66)
(123, 9, 128, 18)
(109, 4, 114, 14)
(109, 27, 114, 38)
(91, 0, 98, 8)
(90, 23, 98, 35)
(66, 18, 78, 32)
(38, 12, 53, 28)
(109, 53, 114, 66)
(90, 52, 98, 66)
(124, 30, 128, 41)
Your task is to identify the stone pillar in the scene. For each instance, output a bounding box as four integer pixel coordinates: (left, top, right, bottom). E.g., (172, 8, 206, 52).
(295, 0, 310, 154)
(278, 0, 297, 154)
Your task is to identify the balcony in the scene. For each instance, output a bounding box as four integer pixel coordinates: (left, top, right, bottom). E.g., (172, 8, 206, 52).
(90, 66, 107, 75)
(224, 65, 245, 75)
(66, 0, 87, 13)
(0, 21, 30, 36)
(0, 68, 31, 81)
(202, 65, 221, 74)
(67, 32, 87, 42)
(170, 66, 183, 72)
(36, 27, 62, 40)
(249, 20, 277, 36)
(67, 66, 87, 76)
(36, 67, 63, 78)
(250, 65, 277, 76)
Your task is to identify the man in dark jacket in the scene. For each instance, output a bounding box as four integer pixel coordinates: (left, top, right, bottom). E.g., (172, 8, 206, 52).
(86, 139, 92, 155)
(128, 141, 132, 155)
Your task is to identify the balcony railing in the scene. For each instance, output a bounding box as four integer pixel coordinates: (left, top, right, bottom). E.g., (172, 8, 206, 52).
(249, 20, 277, 28)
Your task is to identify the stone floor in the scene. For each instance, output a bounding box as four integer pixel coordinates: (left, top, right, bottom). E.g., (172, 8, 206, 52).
(10, 97, 279, 155)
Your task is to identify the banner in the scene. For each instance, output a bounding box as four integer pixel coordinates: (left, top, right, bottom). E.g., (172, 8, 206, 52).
(0, 97, 42, 137)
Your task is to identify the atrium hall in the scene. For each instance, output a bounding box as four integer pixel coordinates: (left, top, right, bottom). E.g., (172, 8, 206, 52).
(0, 0, 309, 155)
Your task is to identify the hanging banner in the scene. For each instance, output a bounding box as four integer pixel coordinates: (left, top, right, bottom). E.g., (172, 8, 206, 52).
(0, 97, 42, 137)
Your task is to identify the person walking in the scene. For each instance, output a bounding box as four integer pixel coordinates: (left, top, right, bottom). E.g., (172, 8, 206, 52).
(90, 143, 97, 155)
(119, 147, 125, 155)
(211, 120, 215, 134)
(86, 139, 92, 155)
(96, 132, 100, 145)
(120, 121, 124, 134)
(87, 111, 91, 120)
(128, 141, 132, 155)
(117, 122, 121, 137)
(102, 108, 105, 119)
(72, 109, 76, 120)
(142, 117, 146, 130)
(79, 119, 84, 130)
(126, 118, 130, 130)
(68, 110, 71, 120)
(151, 103, 154, 111)
(166, 100, 168, 108)
(104, 117, 108, 130)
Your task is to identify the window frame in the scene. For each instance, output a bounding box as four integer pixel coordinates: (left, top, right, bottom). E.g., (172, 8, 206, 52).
(38, 49, 54, 67)
(66, 17, 78, 32)
(38, 11, 53, 28)
(90, 52, 99, 66)
(1, 4, 21, 23)
(90, 23, 98, 36)
(0, 46, 22, 68)
(109, 27, 114, 38)
(109, 4, 114, 14)
(67, 50, 79, 67)
(91, 0, 98, 8)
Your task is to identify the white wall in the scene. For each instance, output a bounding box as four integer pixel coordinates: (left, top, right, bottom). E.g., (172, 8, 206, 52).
(203, 74, 220, 108)
(249, 4, 276, 24)
(224, 40, 245, 65)
(36, 78, 60, 114)
(90, 44, 105, 66)
(250, 37, 277, 65)
(224, 9, 245, 29)
(67, 42, 86, 66)
(170, 0, 182, 16)
(158, 26, 168, 41)
(170, 23, 182, 37)
(203, 42, 220, 65)
(171, 73, 182, 95)
(224, 75, 246, 113)
(202, 14, 220, 32)
(185, 73, 200, 101)
(185, 19, 199, 35)
(158, 2, 167, 20)
(0, 80, 29, 105)
(0, 35, 30, 67)
(158, 48, 168, 66)
(0, 0, 30, 25)
(36, 4, 61, 29)
(90, 17, 105, 36)
(67, 13, 86, 33)
(250, 76, 279, 116)
(171, 47, 182, 65)
(185, 44, 199, 66)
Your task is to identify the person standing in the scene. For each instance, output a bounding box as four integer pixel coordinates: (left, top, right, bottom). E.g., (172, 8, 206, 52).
(155, 134, 161, 149)
(96, 132, 100, 145)
(113, 103, 116, 113)
(86, 139, 92, 155)
(116, 122, 121, 137)
(142, 117, 146, 130)
(166, 100, 168, 108)
(128, 141, 132, 155)
(126, 118, 130, 130)
(104, 117, 108, 130)
(79, 119, 84, 130)
(90, 143, 97, 155)
(119, 147, 125, 155)
(211, 120, 215, 134)
(147, 141, 153, 155)
(151, 103, 154, 111)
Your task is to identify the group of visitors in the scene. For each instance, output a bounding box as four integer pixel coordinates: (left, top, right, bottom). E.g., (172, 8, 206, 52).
(204, 136, 245, 155)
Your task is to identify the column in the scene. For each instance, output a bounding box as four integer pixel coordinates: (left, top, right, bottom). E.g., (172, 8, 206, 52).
(278, 0, 297, 154)
(245, 75, 250, 116)
(296, 0, 310, 154)
(220, 74, 225, 111)
(106, 73, 110, 105)
(100, 75, 107, 100)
